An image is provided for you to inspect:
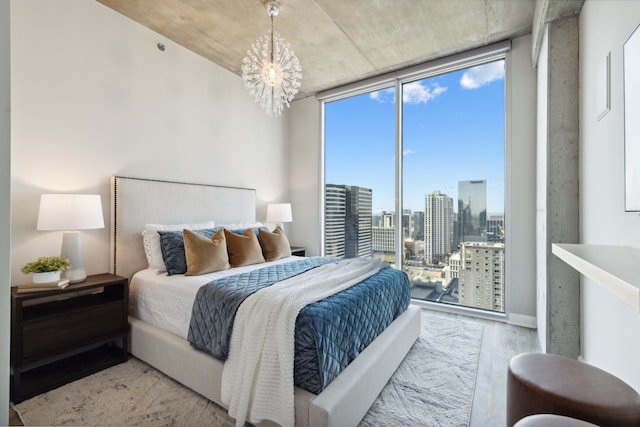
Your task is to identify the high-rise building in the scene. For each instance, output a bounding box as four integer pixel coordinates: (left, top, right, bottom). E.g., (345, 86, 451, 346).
(424, 191, 453, 264)
(486, 215, 505, 243)
(372, 226, 395, 252)
(457, 242, 505, 312)
(324, 184, 346, 258)
(412, 211, 425, 241)
(325, 184, 372, 258)
(404, 239, 425, 261)
(446, 251, 461, 280)
(402, 209, 412, 240)
(372, 210, 395, 264)
(345, 185, 372, 258)
(382, 211, 394, 228)
(371, 213, 382, 228)
(457, 180, 487, 246)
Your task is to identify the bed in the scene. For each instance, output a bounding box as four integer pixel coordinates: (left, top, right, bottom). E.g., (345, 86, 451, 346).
(109, 176, 421, 427)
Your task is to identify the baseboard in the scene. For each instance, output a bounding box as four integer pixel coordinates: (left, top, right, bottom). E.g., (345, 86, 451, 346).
(508, 313, 537, 329)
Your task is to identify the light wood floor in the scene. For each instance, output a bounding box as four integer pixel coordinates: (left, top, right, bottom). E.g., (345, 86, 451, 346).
(9, 309, 540, 427)
(429, 309, 541, 426)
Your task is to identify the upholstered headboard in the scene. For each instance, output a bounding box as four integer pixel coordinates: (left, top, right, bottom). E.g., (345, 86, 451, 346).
(110, 176, 256, 281)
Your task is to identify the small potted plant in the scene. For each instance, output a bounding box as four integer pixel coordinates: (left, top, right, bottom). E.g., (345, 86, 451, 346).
(21, 256, 71, 283)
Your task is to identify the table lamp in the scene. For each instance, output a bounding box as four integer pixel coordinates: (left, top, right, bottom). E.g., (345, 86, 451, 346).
(266, 203, 292, 229)
(36, 194, 104, 283)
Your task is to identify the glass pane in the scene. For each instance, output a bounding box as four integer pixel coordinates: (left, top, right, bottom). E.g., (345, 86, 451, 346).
(402, 60, 506, 313)
(324, 88, 396, 265)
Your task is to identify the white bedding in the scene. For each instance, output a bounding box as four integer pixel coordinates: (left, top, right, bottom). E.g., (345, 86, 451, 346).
(128, 256, 303, 340)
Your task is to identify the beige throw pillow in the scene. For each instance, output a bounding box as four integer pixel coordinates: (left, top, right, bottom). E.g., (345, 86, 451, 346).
(183, 229, 230, 275)
(224, 228, 266, 267)
(258, 226, 292, 262)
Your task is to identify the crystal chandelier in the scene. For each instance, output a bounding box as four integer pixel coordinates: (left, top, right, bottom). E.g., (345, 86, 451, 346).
(241, 1, 302, 117)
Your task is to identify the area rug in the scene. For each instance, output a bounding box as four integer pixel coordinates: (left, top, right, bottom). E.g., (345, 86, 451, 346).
(14, 309, 483, 426)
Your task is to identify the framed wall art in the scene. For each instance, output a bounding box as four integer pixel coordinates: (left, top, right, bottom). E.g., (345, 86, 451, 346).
(597, 52, 611, 121)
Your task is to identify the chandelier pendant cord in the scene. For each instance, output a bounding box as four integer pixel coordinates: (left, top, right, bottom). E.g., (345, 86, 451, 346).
(270, 13, 275, 111)
(270, 14, 275, 64)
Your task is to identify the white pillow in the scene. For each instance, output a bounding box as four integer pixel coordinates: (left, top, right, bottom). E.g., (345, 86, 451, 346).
(215, 222, 264, 231)
(141, 230, 153, 266)
(143, 221, 215, 271)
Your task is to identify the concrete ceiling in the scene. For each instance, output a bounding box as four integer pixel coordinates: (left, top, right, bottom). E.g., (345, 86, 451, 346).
(96, 0, 577, 98)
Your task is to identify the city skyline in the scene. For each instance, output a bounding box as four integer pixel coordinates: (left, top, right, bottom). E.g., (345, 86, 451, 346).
(325, 60, 505, 214)
(323, 182, 505, 313)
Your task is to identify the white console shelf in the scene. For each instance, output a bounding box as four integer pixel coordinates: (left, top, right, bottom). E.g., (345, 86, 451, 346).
(552, 244, 640, 312)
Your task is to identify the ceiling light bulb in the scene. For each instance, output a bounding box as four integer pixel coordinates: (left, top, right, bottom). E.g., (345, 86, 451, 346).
(264, 63, 282, 86)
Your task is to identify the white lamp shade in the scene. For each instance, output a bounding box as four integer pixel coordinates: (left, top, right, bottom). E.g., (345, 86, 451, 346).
(37, 194, 104, 231)
(266, 203, 292, 223)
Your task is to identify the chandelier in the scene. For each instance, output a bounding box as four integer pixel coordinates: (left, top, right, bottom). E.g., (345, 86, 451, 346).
(241, 1, 302, 117)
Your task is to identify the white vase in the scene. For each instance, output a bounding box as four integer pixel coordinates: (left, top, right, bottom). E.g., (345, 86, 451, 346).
(32, 271, 61, 284)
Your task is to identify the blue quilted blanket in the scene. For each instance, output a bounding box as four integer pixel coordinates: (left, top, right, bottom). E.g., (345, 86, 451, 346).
(188, 257, 410, 394)
(188, 257, 335, 359)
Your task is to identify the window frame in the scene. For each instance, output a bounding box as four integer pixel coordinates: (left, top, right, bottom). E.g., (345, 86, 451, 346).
(318, 41, 511, 320)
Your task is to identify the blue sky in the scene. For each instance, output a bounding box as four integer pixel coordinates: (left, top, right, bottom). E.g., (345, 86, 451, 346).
(325, 60, 505, 214)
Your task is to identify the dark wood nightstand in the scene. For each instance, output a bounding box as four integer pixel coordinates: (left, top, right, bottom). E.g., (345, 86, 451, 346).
(291, 246, 306, 257)
(10, 273, 129, 403)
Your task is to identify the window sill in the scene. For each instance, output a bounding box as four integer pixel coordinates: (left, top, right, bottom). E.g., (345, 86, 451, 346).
(552, 243, 640, 312)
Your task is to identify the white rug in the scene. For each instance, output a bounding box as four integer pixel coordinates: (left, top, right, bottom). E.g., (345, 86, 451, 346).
(360, 313, 483, 426)
(14, 309, 483, 427)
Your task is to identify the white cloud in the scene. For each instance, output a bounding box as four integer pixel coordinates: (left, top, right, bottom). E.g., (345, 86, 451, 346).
(369, 88, 394, 103)
(369, 83, 447, 105)
(460, 62, 505, 89)
(403, 149, 417, 156)
(403, 82, 447, 105)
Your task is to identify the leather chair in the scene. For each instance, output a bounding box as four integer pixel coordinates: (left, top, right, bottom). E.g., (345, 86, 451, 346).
(507, 353, 640, 427)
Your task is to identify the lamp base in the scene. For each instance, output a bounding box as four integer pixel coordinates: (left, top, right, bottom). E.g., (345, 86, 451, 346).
(60, 231, 87, 283)
(64, 267, 87, 284)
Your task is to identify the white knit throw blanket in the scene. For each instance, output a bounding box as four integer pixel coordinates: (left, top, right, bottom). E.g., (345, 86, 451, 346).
(221, 257, 386, 427)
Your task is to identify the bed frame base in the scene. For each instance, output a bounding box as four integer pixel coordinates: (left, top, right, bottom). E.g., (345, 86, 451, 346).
(129, 305, 421, 427)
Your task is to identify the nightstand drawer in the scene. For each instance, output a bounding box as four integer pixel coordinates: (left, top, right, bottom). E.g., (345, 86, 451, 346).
(22, 301, 125, 359)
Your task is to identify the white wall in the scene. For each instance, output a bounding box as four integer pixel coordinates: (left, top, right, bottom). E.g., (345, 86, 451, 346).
(579, 0, 640, 390)
(10, 0, 290, 285)
(289, 35, 538, 323)
(507, 35, 538, 325)
(288, 97, 321, 255)
(1, 0, 11, 422)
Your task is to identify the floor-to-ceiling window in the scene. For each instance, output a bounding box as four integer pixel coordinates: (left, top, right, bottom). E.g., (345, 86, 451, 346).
(324, 88, 397, 266)
(322, 45, 508, 315)
(402, 60, 505, 313)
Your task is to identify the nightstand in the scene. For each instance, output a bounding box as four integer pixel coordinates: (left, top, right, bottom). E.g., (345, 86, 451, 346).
(291, 246, 306, 257)
(10, 273, 129, 403)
